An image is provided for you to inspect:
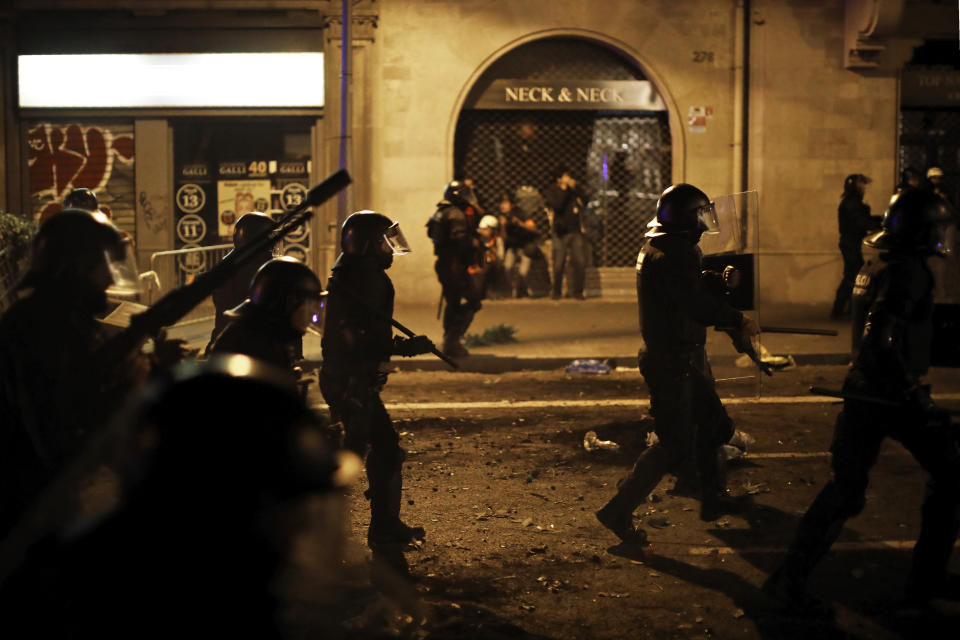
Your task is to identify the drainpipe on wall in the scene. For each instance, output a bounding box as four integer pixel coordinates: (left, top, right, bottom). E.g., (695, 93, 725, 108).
(337, 0, 353, 227)
(732, 0, 750, 195)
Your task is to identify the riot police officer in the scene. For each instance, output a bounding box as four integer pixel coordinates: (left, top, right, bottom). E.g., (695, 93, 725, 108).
(764, 189, 959, 611)
(320, 211, 433, 551)
(206, 211, 278, 352)
(830, 174, 879, 320)
(596, 184, 759, 544)
(0, 209, 152, 536)
(0, 356, 351, 638)
(210, 256, 325, 376)
(63, 187, 99, 212)
(428, 180, 483, 357)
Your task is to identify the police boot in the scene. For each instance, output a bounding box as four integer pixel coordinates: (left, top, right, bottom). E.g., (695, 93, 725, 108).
(762, 559, 834, 617)
(367, 465, 425, 549)
(595, 495, 648, 547)
(442, 334, 469, 358)
(699, 448, 750, 522)
(596, 445, 671, 544)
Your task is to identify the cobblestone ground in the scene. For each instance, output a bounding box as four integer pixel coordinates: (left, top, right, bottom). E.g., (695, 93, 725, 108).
(276, 364, 960, 639)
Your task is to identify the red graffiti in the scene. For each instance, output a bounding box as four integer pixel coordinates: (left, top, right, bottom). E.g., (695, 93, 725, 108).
(27, 123, 134, 222)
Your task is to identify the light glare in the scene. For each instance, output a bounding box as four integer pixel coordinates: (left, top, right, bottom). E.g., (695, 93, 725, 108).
(19, 53, 325, 108)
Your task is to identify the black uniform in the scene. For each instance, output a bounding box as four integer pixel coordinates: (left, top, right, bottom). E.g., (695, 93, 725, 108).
(429, 199, 482, 353)
(319, 252, 416, 547)
(206, 247, 273, 352)
(210, 304, 301, 376)
(767, 249, 960, 604)
(831, 194, 877, 319)
(544, 182, 587, 299)
(596, 234, 744, 540)
(638, 236, 742, 496)
(0, 361, 340, 639)
(0, 283, 133, 536)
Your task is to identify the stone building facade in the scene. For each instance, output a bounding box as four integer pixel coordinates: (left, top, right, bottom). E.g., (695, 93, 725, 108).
(0, 0, 954, 309)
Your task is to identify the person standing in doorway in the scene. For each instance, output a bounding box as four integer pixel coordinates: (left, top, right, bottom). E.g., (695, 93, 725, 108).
(544, 167, 587, 300)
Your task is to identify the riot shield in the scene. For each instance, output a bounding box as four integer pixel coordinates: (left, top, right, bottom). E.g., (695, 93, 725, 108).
(700, 191, 762, 398)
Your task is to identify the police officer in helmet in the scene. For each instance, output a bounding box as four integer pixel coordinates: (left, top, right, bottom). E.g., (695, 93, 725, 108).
(596, 183, 759, 545)
(428, 180, 483, 357)
(211, 256, 325, 376)
(0, 356, 355, 637)
(63, 187, 99, 213)
(0, 209, 156, 536)
(321, 210, 433, 554)
(765, 188, 960, 612)
(205, 211, 278, 353)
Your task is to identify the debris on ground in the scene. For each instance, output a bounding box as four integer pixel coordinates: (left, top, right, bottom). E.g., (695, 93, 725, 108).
(565, 359, 613, 375)
(647, 428, 755, 462)
(722, 429, 757, 462)
(583, 430, 620, 452)
(734, 343, 796, 370)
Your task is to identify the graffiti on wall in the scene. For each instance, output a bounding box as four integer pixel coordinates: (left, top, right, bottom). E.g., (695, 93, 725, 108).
(27, 123, 135, 223)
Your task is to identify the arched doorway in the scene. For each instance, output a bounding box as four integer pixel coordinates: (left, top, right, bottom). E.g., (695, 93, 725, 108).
(454, 36, 672, 297)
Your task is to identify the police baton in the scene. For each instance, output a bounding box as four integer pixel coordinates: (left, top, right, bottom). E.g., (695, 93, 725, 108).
(390, 316, 460, 370)
(715, 326, 839, 337)
(327, 281, 459, 370)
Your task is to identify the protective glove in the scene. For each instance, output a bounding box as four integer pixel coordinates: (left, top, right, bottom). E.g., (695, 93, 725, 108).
(393, 334, 434, 357)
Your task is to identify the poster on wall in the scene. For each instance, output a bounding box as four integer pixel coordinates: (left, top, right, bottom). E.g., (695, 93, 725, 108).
(216, 177, 273, 238)
(273, 160, 311, 262)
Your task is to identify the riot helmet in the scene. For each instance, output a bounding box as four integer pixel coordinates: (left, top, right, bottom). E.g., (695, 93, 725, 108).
(865, 189, 955, 256)
(123, 355, 356, 503)
(443, 180, 478, 209)
(63, 187, 99, 212)
(843, 174, 870, 197)
(645, 183, 719, 239)
(927, 166, 944, 181)
(233, 211, 277, 250)
(19, 208, 140, 297)
(227, 257, 327, 334)
(341, 210, 410, 269)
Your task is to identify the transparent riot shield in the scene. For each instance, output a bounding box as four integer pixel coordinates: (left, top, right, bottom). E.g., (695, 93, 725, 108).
(700, 191, 762, 398)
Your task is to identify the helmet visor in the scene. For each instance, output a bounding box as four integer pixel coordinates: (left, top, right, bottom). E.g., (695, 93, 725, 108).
(104, 240, 143, 297)
(301, 290, 328, 337)
(383, 222, 412, 255)
(697, 202, 720, 234)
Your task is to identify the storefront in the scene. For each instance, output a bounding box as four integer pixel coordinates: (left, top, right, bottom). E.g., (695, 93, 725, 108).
(454, 36, 673, 296)
(6, 9, 337, 287)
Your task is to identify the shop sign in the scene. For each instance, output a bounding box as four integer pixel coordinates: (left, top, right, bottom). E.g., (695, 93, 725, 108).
(176, 214, 207, 244)
(278, 161, 309, 176)
(180, 164, 208, 179)
(176, 183, 207, 214)
(280, 182, 308, 211)
(177, 243, 207, 275)
(470, 80, 665, 111)
(901, 68, 960, 107)
(218, 162, 247, 178)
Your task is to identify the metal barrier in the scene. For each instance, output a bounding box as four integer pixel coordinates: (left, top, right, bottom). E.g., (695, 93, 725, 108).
(147, 244, 232, 326)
